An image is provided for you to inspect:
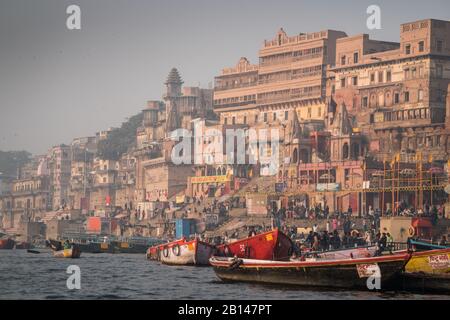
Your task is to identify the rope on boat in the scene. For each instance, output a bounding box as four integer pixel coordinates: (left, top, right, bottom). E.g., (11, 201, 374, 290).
(228, 258, 243, 270)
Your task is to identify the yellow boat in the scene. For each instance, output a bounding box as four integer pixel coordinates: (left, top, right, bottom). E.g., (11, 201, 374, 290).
(405, 248, 450, 274)
(53, 247, 81, 259)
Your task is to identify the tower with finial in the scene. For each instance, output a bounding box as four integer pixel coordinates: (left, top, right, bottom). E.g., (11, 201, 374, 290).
(164, 68, 183, 133)
(164, 67, 183, 98)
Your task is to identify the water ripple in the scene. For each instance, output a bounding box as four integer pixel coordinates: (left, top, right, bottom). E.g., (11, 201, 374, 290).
(0, 250, 448, 300)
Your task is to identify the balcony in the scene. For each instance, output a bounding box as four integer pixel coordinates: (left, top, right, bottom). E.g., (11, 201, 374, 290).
(213, 100, 256, 109)
(292, 53, 323, 62)
(214, 82, 257, 92)
(257, 91, 322, 105)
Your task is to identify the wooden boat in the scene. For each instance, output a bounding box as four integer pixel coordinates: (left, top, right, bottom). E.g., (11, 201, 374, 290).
(399, 272, 450, 293)
(405, 248, 450, 274)
(53, 246, 81, 258)
(0, 238, 15, 249)
(15, 242, 32, 250)
(147, 238, 215, 266)
(304, 246, 377, 261)
(215, 229, 293, 261)
(209, 253, 411, 290)
(58, 234, 164, 254)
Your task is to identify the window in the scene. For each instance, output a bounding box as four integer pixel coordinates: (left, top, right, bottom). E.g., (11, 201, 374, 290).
(341, 55, 346, 65)
(352, 76, 358, 86)
(353, 52, 359, 63)
(243, 116, 247, 124)
(263, 113, 268, 122)
(436, 64, 443, 78)
(378, 71, 384, 83)
(370, 73, 375, 83)
(419, 67, 424, 77)
(255, 114, 258, 123)
(404, 91, 410, 102)
(412, 68, 416, 78)
(436, 40, 443, 52)
(405, 44, 411, 54)
(419, 41, 424, 52)
(394, 93, 400, 104)
(273, 112, 277, 121)
(418, 89, 424, 101)
(232, 116, 236, 125)
(340, 78, 346, 88)
(224, 117, 228, 125)
(362, 97, 368, 108)
(284, 111, 289, 120)
(386, 70, 392, 82)
(404, 68, 410, 79)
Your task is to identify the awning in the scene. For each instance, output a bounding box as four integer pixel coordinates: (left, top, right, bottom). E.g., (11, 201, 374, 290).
(412, 218, 432, 228)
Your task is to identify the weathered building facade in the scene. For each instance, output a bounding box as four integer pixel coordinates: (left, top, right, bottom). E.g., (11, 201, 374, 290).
(331, 19, 450, 163)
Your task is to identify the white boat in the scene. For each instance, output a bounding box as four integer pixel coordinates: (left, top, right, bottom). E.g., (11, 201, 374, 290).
(157, 238, 216, 266)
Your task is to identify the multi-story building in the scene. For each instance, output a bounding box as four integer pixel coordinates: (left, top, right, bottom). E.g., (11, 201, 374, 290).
(115, 154, 136, 210)
(214, 28, 348, 130)
(0, 176, 51, 230)
(67, 148, 95, 210)
(186, 118, 253, 198)
(134, 68, 215, 205)
(48, 145, 72, 210)
(330, 19, 450, 162)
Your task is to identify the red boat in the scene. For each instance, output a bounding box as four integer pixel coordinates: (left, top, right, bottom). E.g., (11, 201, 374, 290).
(147, 238, 216, 266)
(0, 238, 15, 250)
(216, 229, 293, 261)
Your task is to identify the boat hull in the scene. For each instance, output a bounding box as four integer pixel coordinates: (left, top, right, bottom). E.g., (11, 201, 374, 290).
(0, 238, 15, 249)
(405, 248, 450, 274)
(398, 272, 450, 293)
(149, 239, 215, 266)
(216, 229, 293, 261)
(313, 246, 377, 260)
(53, 247, 81, 258)
(15, 242, 32, 250)
(210, 254, 410, 290)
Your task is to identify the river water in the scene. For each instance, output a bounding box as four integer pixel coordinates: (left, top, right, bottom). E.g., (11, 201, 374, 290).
(0, 250, 448, 300)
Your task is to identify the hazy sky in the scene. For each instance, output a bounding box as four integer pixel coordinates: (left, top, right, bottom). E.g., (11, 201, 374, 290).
(1, 0, 449, 155)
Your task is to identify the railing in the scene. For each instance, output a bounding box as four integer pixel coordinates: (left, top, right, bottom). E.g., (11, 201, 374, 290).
(214, 82, 257, 91)
(292, 53, 323, 62)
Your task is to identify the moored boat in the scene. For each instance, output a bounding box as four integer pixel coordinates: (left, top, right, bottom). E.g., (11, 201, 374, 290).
(147, 238, 215, 266)
(305, 246, 377, 261)
(399, 272, 450, 293)
(209, 253, 411, 290)
(53, 246, 81, 258)
(394, 247, 450, 293)
(216, 229, 293, 261)
(58, 233, 165, 254)
(405, 247, 450, 274)
(0, 238, 15, 249)
(15, 242, 32, 250)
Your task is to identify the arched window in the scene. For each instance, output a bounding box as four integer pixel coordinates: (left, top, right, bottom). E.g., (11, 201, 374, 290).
(343, 143, 349, 159)
(292, 148, 298, 164)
